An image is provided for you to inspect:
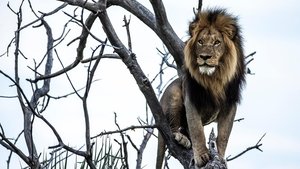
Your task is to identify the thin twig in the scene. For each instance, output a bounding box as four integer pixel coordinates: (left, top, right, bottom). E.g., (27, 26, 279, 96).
(30, 12, 97, 83)
(54, 49, 82, 99)
(81, 37, 107, 169)
(136, 128, 154, 169)
(47, 79, 100, 99)
(0, 95, 18, 98)
(198, 0, 203, 12)
(0, 124, 30, 166)
(156, 47, 177, 69)
(234, 118, 245, 122)
(92, 125, 157, 139)
(126, 135, 139, 152)
(63, 11, 105, 44)
(80, 53, 120, 63)
(114, 112, 129, 169)
(227, 133, 266, 161)
(18, 3, 68, 31)
(123, 15, 132, 52)
(7, 130, 24, 169)
(245, 51, 256, 59)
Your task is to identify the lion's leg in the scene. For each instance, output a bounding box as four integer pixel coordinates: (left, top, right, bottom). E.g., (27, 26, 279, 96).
(217, 104, 237, 159)
(173, 130, 191, 148)
(162, 80, 191, 149)
(156, 132, 166, 169)
(169, 108, 191, 149)
(185, 103, 209, 168)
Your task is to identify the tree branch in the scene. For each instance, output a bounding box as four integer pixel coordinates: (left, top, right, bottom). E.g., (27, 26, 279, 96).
(80, 53, 120, 63)
(200, 129, 227, 169)
(81, 39, 107, 169)
(57, 0, 102, 12)
(227, 133, 266, 161)
(149, 0, 184, 71)
(96, 7, 193, 168)
(0, 131, 31, 166)
(136, 128, 154, 169)
(92, 125, 156, 139)
(18, 3, 68, 31)
(31, 12, 97, 82)
(113, 112, 130, 168)
(123, 15, 132, 52)
(107, 0, 184, 71)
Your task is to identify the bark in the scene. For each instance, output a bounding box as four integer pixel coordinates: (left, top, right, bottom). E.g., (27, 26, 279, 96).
(55, 0, 197, 167)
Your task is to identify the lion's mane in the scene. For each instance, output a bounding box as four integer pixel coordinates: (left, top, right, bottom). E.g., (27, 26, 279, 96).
(183, 9, 245, 105)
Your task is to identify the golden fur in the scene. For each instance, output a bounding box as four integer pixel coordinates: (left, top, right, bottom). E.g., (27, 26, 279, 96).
(184, 9, 244, 103)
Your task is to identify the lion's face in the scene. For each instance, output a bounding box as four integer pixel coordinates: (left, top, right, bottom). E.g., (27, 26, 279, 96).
(194, 28, 225, 76)
(184, 9, 245, 99)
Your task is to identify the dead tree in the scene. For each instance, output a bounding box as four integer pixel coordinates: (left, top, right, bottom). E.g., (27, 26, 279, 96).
(0, 0, 263, 168)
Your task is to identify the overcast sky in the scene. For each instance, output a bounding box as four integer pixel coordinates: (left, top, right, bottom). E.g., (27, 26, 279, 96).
(0, 0, 300, 169)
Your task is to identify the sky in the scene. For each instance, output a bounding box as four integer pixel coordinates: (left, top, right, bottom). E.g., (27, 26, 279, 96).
(0, 0, 300, 169)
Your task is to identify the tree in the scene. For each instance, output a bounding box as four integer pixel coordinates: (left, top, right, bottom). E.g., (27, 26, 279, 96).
(0, 0, 261, 168)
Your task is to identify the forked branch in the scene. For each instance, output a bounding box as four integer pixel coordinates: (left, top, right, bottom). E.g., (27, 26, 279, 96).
(227, 133, 266, 161)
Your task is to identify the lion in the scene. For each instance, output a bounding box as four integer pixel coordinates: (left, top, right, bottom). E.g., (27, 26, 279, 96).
(156, 8, 245, 169)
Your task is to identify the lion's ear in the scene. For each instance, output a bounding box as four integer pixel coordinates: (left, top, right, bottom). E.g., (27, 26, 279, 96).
(223, 24, 237, 40)
(188, 21, 199, 37)
(188, 22, 197, 36)
(188, 14, 201, 36)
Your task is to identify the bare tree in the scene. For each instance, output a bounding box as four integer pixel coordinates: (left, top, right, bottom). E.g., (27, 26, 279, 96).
(0, 0, 262, 169)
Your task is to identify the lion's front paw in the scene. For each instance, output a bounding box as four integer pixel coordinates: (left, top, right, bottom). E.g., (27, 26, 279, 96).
(194, 151, 210, 169)
(173, 132, 191, 149)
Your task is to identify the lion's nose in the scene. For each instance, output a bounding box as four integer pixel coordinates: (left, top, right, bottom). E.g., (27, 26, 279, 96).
(199, 54, 212, 60)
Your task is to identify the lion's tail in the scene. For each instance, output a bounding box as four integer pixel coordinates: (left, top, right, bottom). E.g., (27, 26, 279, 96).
(156, 131, 166, 169)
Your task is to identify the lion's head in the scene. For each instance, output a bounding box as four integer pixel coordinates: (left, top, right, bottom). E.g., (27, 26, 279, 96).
(184, 8, 245, 99)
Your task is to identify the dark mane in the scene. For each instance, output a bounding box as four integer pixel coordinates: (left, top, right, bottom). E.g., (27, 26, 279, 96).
(184, 8, 245, 102)
(183, 65, 244, 112)
(183, 8, 246, 124)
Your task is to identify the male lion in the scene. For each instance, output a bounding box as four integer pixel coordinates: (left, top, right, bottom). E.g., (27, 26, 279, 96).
(156, 8, 245, 168)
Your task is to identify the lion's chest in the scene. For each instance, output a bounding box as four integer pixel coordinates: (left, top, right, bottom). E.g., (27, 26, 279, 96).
(185, 78, 223, 125)
(201, 109, 220, 125)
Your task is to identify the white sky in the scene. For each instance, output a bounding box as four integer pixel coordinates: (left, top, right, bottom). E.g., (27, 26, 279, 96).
(0, 0, 300, 169)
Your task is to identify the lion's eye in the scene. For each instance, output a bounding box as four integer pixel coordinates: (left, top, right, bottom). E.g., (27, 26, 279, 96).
(198, 40, 203, 46)
(214, 40, 221, 46)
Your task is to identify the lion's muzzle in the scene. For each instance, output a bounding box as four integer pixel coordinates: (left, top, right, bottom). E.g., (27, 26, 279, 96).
(199, 65, 216, 75)
(197, 56, 217, 75)
(199, 54, 212, 60)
